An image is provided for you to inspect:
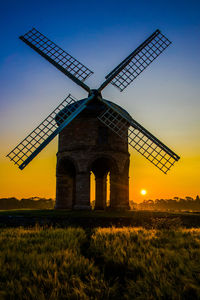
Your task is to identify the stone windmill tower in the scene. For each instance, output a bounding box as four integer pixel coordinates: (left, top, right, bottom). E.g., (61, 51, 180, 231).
(56, 92, 130, 210)
(7, 28, 180, 210)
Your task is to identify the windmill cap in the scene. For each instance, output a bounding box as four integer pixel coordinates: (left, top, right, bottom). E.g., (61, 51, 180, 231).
(55, 98, 132, 125)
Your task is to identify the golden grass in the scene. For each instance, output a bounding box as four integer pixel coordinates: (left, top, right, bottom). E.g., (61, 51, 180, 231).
(0, 226, 200, 299)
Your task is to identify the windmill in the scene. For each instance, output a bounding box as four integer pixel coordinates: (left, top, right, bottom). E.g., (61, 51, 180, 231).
(7, 28, 180, 210)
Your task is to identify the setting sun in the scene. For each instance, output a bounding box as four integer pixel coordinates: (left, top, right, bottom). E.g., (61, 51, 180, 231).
(141, 189, 147, 196)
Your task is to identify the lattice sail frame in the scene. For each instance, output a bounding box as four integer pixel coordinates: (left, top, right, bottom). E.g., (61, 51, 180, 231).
(98, 100, 180, 173)
(105, 30, 171, 92)
(20, 28, 93, 84)
(7, 95, 91, 170)
(7, 28, 180, 172)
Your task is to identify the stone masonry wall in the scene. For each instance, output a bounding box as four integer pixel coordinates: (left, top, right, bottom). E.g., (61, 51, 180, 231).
(56, 108, 130, 210)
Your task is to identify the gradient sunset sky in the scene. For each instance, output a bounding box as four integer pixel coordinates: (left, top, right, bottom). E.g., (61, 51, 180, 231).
(0, 0, 200, 202)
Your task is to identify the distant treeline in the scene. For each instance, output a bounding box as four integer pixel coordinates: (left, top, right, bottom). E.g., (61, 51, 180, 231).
(1, 196, 200, 211)
(131, 195, 200, 211)
(0, 197, 55, 210)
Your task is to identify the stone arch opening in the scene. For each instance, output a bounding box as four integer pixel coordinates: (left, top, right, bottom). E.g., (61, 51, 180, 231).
(90, 170, 111, 209)
(90, 157, 117, 210)
(55, 158, 76, 209)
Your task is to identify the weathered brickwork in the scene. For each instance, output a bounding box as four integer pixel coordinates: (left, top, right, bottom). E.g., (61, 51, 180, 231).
(55, 100, 130, 210)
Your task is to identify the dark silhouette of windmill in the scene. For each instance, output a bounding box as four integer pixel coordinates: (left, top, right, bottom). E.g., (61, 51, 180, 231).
(7, 28, 180, 210)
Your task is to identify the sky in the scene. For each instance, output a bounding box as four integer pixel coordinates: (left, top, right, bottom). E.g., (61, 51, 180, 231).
(0, 0, 200, 203)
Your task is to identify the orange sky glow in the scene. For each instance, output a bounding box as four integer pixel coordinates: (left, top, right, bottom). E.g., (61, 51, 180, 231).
(1, 140, 199, 203)
(0, 1, 200, 204)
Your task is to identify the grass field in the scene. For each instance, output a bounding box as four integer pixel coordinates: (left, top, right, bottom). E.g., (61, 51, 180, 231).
(0, 224, 200, 299)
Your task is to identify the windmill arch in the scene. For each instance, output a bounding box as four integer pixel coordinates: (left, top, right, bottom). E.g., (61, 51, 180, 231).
(88, 155, 130, 210)
(89, 156, 118, 210)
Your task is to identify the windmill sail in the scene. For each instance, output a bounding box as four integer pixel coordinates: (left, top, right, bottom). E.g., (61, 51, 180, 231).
(7, 94, 94, 170)
(98, 99, 180, 173)
(99, 30, 171, 92)
(7, 28, 179, 174)
(20, 28, 93, 92)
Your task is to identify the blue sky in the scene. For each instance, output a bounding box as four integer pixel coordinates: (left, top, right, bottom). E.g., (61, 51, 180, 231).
(0, 0, 200, 200)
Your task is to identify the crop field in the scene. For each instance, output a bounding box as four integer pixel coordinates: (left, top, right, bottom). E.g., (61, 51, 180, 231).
(0, 224, 200, 299)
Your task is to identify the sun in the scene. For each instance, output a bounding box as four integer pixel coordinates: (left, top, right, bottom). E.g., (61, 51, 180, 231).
(140, 189, 147, 196)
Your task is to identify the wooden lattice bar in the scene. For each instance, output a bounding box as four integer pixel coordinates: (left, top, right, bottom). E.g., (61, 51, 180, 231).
(98, 100, 180, 173)
(105, 30, 171, 92)
(7, 94, 86, 169)
(20, 28, 93, 85)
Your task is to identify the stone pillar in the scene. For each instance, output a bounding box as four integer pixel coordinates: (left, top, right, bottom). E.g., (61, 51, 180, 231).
(74, 172, 91, 210)
(110, 170, 130, 210)
(55, 174, 74, 209)
(95, 174, 107, 210)
(117, 173, 130, 209)
(110, 172, 118, 208)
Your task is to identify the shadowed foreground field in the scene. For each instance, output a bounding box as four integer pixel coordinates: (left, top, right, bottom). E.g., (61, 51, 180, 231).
(0, 225, 200, 299)
(1, 209, 200, 228)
